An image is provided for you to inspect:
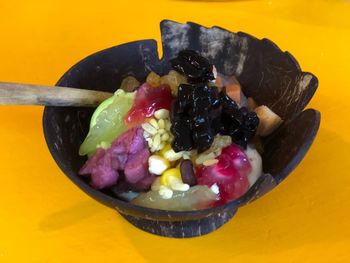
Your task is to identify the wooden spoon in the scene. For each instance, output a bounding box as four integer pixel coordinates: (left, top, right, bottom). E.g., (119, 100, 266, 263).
(0, 82, 114, 107)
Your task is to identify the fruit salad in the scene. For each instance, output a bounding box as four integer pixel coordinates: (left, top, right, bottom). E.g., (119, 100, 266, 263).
(78, 49, 283, 211)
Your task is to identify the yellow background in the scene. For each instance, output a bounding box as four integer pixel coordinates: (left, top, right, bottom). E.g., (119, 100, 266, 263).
(1, 0, 350, 262)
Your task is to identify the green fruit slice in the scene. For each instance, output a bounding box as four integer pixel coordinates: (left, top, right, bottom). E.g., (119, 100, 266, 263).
(79, 89, 135, 156)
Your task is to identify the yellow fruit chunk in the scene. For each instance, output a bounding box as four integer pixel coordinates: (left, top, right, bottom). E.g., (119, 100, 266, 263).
(120, 76, 140, 92)
(254, 105, 283, 136)
(160, 144, 184, 161)
(146, 72, 161, 87)
(160, 70, 187, 96)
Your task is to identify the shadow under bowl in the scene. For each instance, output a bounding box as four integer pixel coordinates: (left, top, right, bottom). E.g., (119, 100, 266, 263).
(43, 20, 320, 238)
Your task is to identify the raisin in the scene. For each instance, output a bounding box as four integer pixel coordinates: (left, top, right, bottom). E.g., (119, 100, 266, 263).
(180, 160, 197, 186)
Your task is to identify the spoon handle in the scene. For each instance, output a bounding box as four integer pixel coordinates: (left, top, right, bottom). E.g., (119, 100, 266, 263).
(0, 82, 114, 107)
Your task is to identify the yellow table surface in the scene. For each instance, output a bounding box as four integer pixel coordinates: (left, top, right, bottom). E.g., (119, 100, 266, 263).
(1, 0, 350, 262)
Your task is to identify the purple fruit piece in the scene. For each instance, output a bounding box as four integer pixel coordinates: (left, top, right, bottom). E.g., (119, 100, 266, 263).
(79, 149, 119, 189)
(79, 126, 155, 190)
(124, 148, 150, 184)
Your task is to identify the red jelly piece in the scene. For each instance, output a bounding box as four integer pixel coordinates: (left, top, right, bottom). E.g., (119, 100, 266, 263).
(124, 83, 173, 127)
(196, 144, 251, 206)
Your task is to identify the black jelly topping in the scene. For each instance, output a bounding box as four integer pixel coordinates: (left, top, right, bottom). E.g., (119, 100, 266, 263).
(170, 50, 214, 84)
(170, 50, 259, 152)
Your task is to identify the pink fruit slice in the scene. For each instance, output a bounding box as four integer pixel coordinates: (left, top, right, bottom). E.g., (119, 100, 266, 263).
(124, 83, 173, 127)
(196, 144, 251, 205)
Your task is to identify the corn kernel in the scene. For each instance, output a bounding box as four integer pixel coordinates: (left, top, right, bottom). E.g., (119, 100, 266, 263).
(153, 134, 161, 148)
(164, 149, 183, 162)
(154, 109, 169, 119)
(160, 143, 172, 154)
(158, 119, 165, 129)
(158, 128, 166, 135)
(165, 121, 171, 131)
(171, 183, 190, 192)
(146, 138, 153, 148)
(203, 159, 219, 166)
(149, 118, 159, 129)
(142, 123, 157, 135)
(150, 145, 157, 153)
(168, 134, 174, 142)
(182, 152, 191, 160)
(160, 168, 181, 186)
(161, 133, 169, 141)
(148, 155, 170, 175)
(143, 131, 151, 138)
(158, 142, 165, 151)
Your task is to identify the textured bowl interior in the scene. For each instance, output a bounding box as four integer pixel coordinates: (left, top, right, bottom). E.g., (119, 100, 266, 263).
(43, 20, 320, 224)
